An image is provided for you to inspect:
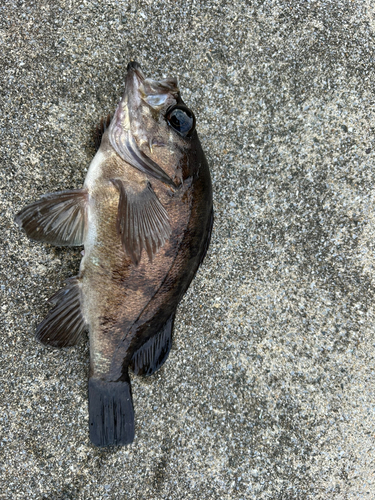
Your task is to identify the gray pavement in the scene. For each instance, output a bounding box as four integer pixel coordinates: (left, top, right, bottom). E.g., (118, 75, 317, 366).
(1, 0, 375, 498)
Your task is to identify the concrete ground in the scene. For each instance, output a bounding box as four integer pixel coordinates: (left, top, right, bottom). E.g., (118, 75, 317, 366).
(1, 0, 375, 498)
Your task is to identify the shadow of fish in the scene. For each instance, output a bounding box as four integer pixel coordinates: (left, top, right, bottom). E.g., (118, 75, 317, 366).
(15, 62, 213, 447)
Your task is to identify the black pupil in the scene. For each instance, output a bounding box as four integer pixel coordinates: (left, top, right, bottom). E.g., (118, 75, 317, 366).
(168, 108, 194, 136)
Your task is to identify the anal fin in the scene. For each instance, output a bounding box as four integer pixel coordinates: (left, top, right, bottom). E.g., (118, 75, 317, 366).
(35, 277, 86, 348)
(130, 313, 175, 376)
(15, 189, 88, 246)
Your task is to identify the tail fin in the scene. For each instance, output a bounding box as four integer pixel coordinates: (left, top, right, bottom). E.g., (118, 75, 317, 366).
(88, 377, 134, 447)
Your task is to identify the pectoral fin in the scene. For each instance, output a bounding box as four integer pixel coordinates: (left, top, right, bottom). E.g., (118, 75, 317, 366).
(35, 277, 86, 348)
(15, 189, 88, 246)
(111, 179, 171, 265)
(130, 313, 175, 376)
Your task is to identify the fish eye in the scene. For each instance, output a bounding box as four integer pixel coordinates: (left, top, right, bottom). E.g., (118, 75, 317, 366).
(166, 105, 195, 137)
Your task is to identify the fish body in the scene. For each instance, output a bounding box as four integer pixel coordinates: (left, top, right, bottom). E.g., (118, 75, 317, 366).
(15, 62, 213, 446)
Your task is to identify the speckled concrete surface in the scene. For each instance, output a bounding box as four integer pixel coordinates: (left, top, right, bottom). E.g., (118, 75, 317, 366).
(1, 0, 375, 498)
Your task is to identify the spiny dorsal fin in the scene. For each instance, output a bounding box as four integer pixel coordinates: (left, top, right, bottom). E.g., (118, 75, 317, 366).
(130, 313, 175, 376)
(35, 277, 86, 348)
(111, 179, 171, 265)
(15, 189, 88, 246)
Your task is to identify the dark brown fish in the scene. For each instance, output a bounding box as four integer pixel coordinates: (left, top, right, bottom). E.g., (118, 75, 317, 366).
(15, 62, 213, 447)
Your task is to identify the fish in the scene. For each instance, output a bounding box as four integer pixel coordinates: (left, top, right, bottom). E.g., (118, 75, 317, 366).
(15, 62, 213, 447)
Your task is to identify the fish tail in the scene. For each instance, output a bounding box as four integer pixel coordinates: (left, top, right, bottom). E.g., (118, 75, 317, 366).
(88, 375, 134, 447)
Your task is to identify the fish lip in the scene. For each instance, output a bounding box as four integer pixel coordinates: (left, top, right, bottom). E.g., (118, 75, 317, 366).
(125, 61, 145, 101)
(126, 61, 145, 85)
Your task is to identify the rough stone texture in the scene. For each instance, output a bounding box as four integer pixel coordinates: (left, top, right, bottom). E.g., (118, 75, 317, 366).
(1, 0, 375, 498)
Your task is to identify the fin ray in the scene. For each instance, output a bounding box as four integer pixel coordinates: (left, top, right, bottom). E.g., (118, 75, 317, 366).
(111, 179, 171, 265)
(35, 277, 86, 348)
(15, 189, 88, 246)
(130, 313, 175, 376)
(89, 377, 135, 446)
(200, 207, 214, 265)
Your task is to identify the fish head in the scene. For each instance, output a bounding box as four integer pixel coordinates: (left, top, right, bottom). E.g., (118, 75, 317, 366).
(109, 62, 203, 187)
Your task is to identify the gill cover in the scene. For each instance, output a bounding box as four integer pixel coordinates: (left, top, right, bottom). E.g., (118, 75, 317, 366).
(108, 62, 178, 186)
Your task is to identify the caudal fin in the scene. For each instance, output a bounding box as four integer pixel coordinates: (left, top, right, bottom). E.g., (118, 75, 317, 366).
(88, 377, 134, 447)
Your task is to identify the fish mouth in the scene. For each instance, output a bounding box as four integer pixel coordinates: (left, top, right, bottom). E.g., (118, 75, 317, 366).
(126, 61, 145, 81)
(125, 61, 146, 104)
